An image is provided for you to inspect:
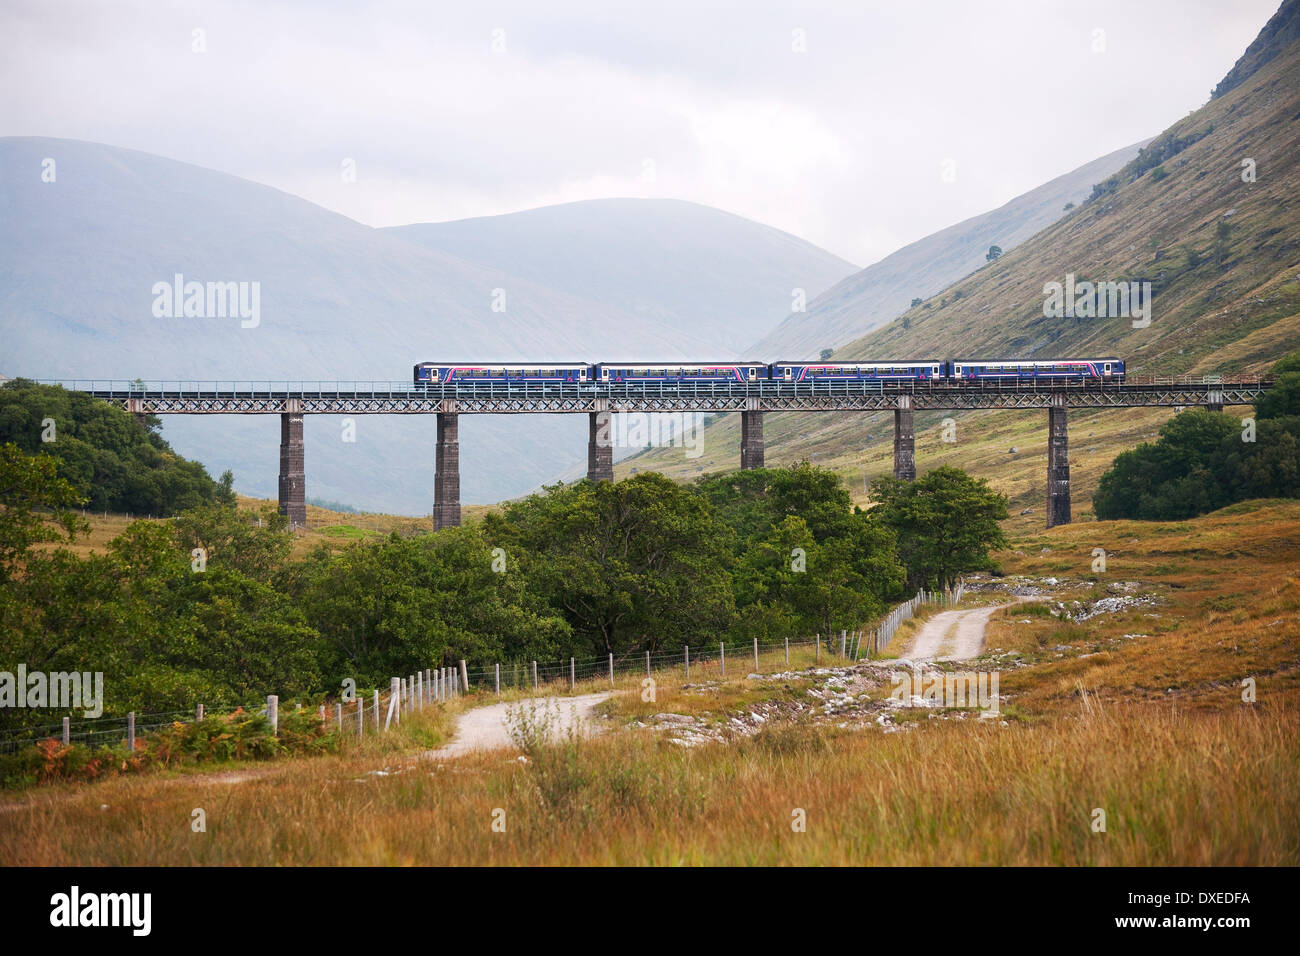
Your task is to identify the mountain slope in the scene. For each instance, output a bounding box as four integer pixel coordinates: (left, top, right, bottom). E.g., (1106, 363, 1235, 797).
(387, 198, 856, 354)
(836, 4, 1300, 377)
(749, 141, 1146, 359)
(0, 139, 852, 512)
(629, 1, 1300, 525)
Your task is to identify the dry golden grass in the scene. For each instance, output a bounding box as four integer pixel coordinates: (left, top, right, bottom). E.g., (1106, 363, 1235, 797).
(988, 500, 1300, 715)
(0, 703, 1291, 865)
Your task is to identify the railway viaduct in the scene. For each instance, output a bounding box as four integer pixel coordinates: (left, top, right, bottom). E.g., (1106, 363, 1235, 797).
(56, 376, 1269, 531)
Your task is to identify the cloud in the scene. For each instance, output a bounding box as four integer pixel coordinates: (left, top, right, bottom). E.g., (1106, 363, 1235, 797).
(0, 0, 1280, 263)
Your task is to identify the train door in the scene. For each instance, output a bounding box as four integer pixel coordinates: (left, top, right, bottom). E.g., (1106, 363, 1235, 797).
(747, 366, 757, 381)
(783, 366, 793, 381)
(1103, 362, 1112, 377)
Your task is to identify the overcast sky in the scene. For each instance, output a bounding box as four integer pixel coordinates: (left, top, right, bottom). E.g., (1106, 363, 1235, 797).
(1, 0, 1279, 265)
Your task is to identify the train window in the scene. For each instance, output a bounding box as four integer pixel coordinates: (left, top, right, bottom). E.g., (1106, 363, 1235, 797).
(429, 369, 440, 382)
(579, 367, 588, 381)
(1104, 362, 1112, 374)
(747, 367, 756, 380)
(932, 365, 940, 375)
(955, 365, 963, 374)
(783, 367, 792, 380)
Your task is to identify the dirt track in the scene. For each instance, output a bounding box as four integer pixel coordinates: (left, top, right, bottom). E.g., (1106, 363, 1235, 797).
(903, 602, 1022, 661)
(425, 692, 613, 758)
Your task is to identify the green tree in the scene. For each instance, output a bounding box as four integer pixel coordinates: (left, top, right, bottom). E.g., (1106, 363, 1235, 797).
(298, 526, 570, 684)
(215, 470, 238, 508)
(0, 442, 88, 582)
(1093, 411, 1240, 520)
(484, 474, 735, 659)
(171, 503, 292, 583)
(1256, 352, 1300, 421)
(0, 380, 218, 514)
(870, 467, 1008, 589)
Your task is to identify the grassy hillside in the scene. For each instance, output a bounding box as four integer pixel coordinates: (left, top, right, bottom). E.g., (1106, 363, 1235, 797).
(4, 500, 1295, 865)
(749, 140, 1144, 358)
(617, 404, 1211, 534)
(49, 495, 502, 561)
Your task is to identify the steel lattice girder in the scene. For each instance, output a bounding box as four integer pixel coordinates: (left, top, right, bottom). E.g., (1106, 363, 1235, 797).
(89, 384, 1268, 414)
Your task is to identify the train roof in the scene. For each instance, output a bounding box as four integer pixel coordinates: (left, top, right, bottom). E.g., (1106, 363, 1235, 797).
(595, 360, 767, 367)
(771, 358, 943, 365)
(415, 361, 591, 367)
(948, 357, 1123, 363)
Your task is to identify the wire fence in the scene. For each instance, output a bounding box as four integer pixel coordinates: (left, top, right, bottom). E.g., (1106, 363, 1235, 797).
(0, 581, 966, 756)
(0, 665, 464, 756)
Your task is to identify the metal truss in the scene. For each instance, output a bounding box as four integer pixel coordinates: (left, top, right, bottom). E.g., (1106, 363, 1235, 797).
(53, 378, 1270, 414)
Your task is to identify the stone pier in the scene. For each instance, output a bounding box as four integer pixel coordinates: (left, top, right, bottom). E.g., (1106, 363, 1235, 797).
(740, 400, 764, 469)
(587, 400, 614, 482)
(893, 396, 916, 481)
(434, 401, 461, 529)
(127, 397, 147, 427)
(278, 399, 306, 528)
(1047, 396, 1071, 528)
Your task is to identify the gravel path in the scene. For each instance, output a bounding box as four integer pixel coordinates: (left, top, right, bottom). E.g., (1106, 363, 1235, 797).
(904, 602, 1022, 662)
(425, 692, 613, 758)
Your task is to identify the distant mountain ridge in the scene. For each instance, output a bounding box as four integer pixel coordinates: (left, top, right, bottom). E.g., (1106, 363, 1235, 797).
(749, 141, 1146, 359)
(0, 139, 854, 512)
(387, 198, 856, 354)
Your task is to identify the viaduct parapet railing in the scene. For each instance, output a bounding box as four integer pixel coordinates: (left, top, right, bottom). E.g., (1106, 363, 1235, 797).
(39, 376, 1271, 532)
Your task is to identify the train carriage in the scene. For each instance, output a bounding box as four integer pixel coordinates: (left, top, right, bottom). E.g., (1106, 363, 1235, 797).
(414, 362, 591, 385)
(594, 362, 767, 383)
(948, 358, 1124, 382)
(771, 360, 944, 382)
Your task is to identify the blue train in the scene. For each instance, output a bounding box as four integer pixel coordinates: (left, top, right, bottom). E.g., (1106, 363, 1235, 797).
(413, 358, 1124, 385)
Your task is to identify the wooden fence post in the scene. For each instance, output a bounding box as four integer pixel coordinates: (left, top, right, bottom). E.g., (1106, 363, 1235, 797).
(646, 650, 651, 677)
(570, 657, 575, 691)
(62, 716, 70, 745)
(336, 702, 343, 731)
(532, 660, 538, 691)
(356, 699, 363, 737)
(720, 642, 725, 677)
(495, 663, 501, 696)
(196, 704, 204, 721)
(841, 629, 847, 657)
(609, 653, 614, 686)
(816, 635, 820, 663)
(785, 637, 789, 665)
(460, 660, 468, 695)
(684, 645, 690, 680)
(267, 696, 277, 735)
(753, 638, 759, 672)
(385, 678, 400, 730)
(373, 690, 380, 727)
(127, 711, 135, 751)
